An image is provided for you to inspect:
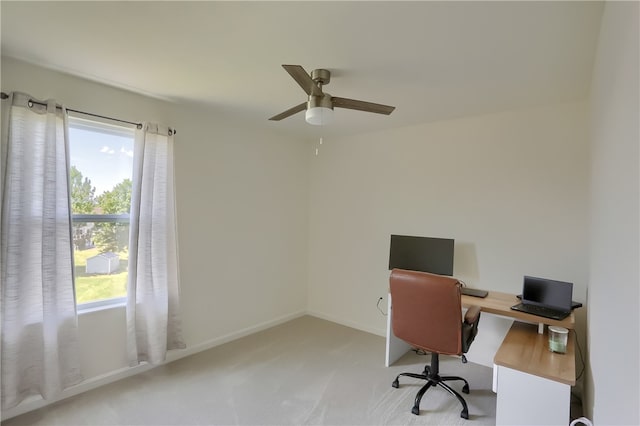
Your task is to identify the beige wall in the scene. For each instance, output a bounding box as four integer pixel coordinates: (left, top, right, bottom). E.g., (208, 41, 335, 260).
(306, 101, 592, 371)
(587, 2, 640, 424)
(170, 102, 310, 347)
(307, 102, 590, 339)
(1, 57, 309, 397)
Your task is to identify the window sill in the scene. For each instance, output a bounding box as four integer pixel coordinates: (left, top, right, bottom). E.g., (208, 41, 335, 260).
(77, 297, 126, 314)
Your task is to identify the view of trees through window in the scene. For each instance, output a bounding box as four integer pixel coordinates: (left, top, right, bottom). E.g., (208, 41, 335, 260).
(69, 118, 134, 306)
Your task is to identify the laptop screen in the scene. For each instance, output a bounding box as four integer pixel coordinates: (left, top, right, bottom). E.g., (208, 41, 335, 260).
(522, 276, 573, 311)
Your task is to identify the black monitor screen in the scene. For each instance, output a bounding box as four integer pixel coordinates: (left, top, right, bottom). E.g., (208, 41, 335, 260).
(388, 235, 454, 276)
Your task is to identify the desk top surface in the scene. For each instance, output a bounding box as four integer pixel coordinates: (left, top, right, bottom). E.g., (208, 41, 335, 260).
(461, 290, 575, 328)
(494, 321, 576, 385)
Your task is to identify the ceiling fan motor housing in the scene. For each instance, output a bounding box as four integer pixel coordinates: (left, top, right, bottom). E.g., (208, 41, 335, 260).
(311, 68, 331, 85)
(307, 93, 333, 110)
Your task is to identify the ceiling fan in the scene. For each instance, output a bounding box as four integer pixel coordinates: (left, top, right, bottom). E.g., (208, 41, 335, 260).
(269, 64, 395, 125)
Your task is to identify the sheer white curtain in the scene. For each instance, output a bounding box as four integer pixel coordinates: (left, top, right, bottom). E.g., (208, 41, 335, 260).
(0, 92, 83, 410)
(127, 123, 185, 366)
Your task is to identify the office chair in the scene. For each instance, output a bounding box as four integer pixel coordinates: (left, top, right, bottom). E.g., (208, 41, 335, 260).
(389, 269, 481, 419)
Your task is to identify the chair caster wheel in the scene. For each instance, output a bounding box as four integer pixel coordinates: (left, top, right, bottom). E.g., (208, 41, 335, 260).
(392, 379, 399, 388)
(462, 383, 469, 394)
(461, 409, 469, 419)
(411, 406, 420, 415)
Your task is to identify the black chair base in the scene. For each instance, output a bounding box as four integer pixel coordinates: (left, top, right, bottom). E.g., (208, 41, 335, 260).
(392, 353, 470, 419)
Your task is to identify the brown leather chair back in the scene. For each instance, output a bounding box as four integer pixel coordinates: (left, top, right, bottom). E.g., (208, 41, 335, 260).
(390, 268, 463, 356)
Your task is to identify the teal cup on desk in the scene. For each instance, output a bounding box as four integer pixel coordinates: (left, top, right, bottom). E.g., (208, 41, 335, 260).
(548, 326, 569, 353)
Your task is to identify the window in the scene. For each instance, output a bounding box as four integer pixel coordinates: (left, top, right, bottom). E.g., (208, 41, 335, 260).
(68, 116, 135, 308)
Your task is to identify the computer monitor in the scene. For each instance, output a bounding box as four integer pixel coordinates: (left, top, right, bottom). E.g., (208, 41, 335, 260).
(388, 235, 454, 276)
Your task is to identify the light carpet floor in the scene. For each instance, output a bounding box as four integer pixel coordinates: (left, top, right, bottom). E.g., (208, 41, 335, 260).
(2, 315, 496, 425)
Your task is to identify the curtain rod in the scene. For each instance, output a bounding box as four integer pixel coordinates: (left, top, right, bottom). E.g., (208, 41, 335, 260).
(0, 91, 176, 134)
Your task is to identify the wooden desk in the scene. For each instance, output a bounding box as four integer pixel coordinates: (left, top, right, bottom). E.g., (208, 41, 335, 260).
(494, 321, 575, 386)
(462, 290, 575, 329)
(493, 321, 576, 425)
(386, 290, 576, 367)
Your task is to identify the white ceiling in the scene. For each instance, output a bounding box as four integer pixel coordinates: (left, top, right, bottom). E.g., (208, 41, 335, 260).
(1, 1, 604, 138)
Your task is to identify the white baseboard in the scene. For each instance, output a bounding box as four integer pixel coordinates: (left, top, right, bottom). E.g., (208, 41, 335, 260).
(306, 309, 386, 337)
(1, 363, 155, 420)
(1, 310, 307, 421)
(167, 310, 307, 361)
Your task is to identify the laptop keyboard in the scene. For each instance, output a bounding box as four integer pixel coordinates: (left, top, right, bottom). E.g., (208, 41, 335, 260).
(515, 303, 569, 320)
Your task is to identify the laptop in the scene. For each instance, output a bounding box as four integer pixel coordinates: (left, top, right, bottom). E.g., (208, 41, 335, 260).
(510, 276, 573, 320)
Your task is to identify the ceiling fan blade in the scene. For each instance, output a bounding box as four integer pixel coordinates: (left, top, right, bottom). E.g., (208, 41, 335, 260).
(332, 97, 395, 115)
(268, 102, 307, 121)
(282, 65, 322, 97)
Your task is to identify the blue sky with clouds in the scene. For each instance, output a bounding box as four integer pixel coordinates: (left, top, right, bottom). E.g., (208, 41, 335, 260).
(69, 126, 134, 196)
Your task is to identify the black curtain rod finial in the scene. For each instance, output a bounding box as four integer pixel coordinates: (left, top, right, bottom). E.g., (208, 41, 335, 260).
(1, 92, 9, 100)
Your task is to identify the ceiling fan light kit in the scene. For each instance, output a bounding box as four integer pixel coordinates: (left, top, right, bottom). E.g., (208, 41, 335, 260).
(305, 106, 333, 125)
(269, 64, 395, 125)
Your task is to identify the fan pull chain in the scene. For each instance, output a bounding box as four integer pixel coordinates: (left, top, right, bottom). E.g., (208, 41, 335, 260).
(315, 136, 324, 156)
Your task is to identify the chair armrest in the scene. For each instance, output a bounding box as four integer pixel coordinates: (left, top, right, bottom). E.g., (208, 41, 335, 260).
(461, 305, 481, 353)
(464, 305, 481, 325)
